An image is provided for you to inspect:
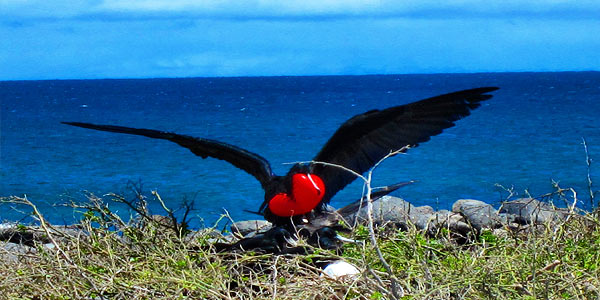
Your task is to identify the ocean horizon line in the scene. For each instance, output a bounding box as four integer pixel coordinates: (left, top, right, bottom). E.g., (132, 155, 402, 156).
(2, 70, 599, 83)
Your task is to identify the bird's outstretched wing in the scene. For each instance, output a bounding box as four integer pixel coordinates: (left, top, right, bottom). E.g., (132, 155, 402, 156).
(308, 87, 499, 204)
(62, 122, 274, 190)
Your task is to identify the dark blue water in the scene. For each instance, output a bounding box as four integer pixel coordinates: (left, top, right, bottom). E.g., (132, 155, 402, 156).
(2, 73, 599, 227)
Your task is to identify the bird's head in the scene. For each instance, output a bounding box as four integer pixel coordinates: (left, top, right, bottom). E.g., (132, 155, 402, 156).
(301, 226, 362, 251)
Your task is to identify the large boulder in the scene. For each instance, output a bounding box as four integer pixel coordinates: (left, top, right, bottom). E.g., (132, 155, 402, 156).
(349, 196, 420, 228)
(1, 241, 37, 263)
(425, 210, 473, 240)
(411, 205, 436, 230)
(452, 199, 502, 232)
(499, 198, 569, 224)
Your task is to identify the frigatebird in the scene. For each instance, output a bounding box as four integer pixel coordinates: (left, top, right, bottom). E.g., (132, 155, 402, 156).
(63, 87, 498, 226)
(214, 181, 412, 254)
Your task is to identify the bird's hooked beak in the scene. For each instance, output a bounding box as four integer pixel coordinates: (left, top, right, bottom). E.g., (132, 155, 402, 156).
(284, 234, 298, 247)
(335, 234, 363, 245)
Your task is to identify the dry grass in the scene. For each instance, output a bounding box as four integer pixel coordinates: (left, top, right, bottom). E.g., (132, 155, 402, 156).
(1, 191, 599, 300)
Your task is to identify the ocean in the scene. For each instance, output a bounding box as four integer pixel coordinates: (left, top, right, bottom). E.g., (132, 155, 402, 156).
(1, 72, 599, 228)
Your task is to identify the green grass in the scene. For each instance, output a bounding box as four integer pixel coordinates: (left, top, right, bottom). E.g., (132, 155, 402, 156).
(1, 194, 599, 300)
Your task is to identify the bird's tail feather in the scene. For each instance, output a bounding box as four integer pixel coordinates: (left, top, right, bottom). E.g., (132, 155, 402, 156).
(336, 181, 414, 216)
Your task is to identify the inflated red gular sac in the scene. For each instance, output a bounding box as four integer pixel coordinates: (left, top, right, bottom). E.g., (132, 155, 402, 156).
(268, 173, 325, 217)
(62, 87, 498, 227)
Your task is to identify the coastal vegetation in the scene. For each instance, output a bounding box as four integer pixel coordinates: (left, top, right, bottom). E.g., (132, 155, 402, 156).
(1, 186, 599, 299)
(2, 145, 599, 299)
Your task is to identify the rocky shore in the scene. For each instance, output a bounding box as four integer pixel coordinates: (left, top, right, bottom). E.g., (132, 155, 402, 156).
(1, 196, 574, 262)
(230, 196, 573, 241)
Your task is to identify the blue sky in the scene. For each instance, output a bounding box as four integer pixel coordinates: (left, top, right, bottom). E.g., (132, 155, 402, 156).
(1, 1, 599, 80)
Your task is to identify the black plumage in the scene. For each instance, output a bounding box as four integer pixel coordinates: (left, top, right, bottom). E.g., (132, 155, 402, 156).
(215, 184, 406, 254)
(63, 87, 498, 225)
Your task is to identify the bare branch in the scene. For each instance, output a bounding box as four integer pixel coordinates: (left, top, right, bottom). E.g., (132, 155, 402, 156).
(292, 147, 409, 299)
(582, 137, 596, 209)
(283, 160, 367, 182)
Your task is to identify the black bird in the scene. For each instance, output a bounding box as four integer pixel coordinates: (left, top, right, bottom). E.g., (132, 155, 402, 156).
(213, 225, 347, 254)
(63, 87, 498, 226)
(215, 226, 298, 254)
(216, 181, 410, 254)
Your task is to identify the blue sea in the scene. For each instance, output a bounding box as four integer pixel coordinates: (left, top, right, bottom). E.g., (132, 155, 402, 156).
(1, 72, 599, 228)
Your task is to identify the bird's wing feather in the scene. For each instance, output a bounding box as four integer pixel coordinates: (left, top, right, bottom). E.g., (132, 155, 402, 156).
(308, 87, 498, 204)
(62, 122, 274, 190)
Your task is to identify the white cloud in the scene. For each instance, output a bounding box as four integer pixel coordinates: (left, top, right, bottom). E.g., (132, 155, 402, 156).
(153, 51, 312, 77)
(2, 0, 599, 21)
(155, 52, 271, 72)
(96, 0, 600, 14)
(1, 0, 99, 18)
(99, 0, 389, 14)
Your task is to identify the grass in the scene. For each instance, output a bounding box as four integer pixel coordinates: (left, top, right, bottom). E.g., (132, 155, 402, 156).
(1, 192, 599, 300)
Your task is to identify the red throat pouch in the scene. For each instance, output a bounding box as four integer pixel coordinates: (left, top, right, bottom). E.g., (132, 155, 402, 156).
(268, 173, 325, 217)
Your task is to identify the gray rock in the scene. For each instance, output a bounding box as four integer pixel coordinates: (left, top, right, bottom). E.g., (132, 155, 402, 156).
(452, 199, 502, 232)
(0, 223, 85, 246)
(349, 196, 417, 228)
(0, 222, 17, 230)
(181, 228, 219, 244)
(43, 243, 56, 250)
(0, 224, 49, 246)
(215, 234, 238, 244)
(427, 210, 472, 238)
(497, 213, 529, 231)
(348, 196, 475, 239)
(231, 220, 272, 237)
(498, 213, 519, 224)
(411, 208, 435, 231)
(499, 198, 568, 224)
(1, 241, 37, 263)
(492, 228, 510, 239)
(414, 205, 435, 215)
